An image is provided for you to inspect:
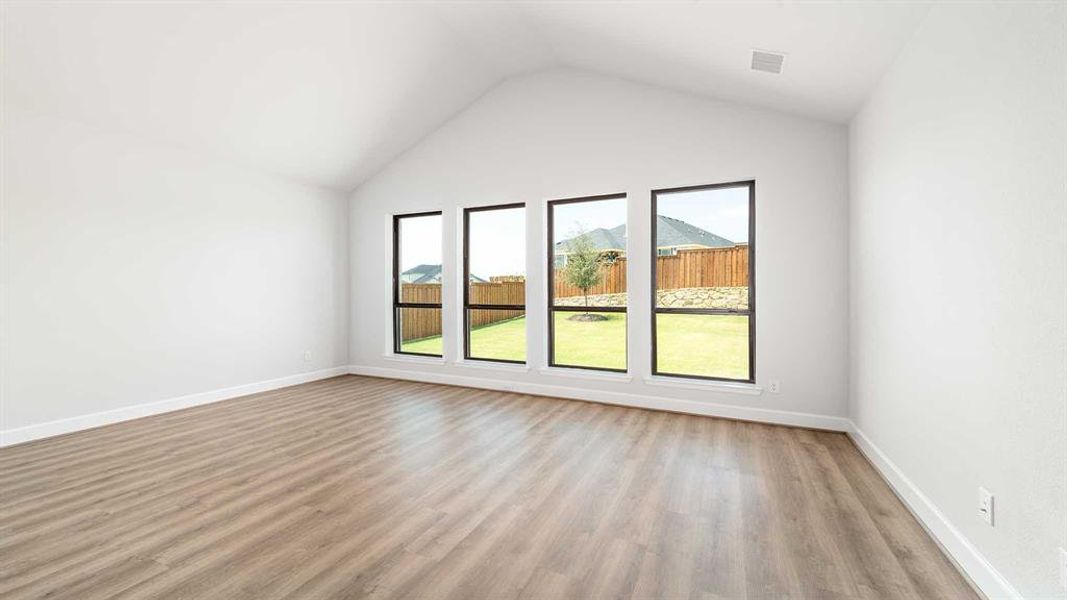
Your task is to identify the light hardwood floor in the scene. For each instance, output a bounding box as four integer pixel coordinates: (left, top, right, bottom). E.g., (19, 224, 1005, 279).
(0, 375, 977, 599)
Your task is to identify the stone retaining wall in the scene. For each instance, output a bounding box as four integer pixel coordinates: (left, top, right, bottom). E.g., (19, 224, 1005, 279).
(555, 292, 627, 308)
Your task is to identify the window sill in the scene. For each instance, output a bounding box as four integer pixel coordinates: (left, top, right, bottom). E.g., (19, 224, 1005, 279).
(643, 375, 763, 395)
(538, 366, 632, 383)
(382, 353, 445, 365)
(453, 360, 530, 373)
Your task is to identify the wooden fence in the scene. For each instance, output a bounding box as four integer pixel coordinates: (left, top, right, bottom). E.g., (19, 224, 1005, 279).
(468, 280, 525, 335)
(399, 245, 748, 340)
(654, 244, 749, 291)
(400, 281, 526, 341)
(554, 245, 749, 298)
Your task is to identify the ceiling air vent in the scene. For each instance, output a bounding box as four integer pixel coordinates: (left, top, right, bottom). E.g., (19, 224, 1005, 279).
(751, 50, 785, 74)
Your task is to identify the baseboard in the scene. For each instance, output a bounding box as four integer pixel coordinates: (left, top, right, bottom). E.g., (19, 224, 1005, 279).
(847, 422, 1020, 600)
(0, 366, 350, 448)
(347, 364, 850, 431)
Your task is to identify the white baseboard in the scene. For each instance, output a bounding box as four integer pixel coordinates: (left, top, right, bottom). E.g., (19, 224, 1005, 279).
(847, 422, 1020, 600)
(0, 366, 349, 448)
(348, 364, 850, 431)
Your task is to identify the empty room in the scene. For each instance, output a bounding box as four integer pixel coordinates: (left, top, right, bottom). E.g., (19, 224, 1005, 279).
(1, 1, 1064, 599)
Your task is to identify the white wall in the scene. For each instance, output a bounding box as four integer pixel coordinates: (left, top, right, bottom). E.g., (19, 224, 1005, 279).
(1, 106, 349, 439)
(849, 3, 1066, 598)
(349, 69, 850, 426)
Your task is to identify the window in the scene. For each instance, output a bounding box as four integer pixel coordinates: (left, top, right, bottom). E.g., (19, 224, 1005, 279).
(657, 247, 678, 257)
(463, 203, 526, 363)
(393, 212, 443, 356)
(547, 194, 627, 372)
(651, 181, 754, 382)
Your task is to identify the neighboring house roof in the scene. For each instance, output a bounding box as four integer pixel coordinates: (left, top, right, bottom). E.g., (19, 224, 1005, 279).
(553, 225, 625, 254)
(557, 225, 628, 253)
(554, 216, 734, 253)
(400, 264, 443, 284)
(401, 264, 487, 284)
(656, 215, 735, 249)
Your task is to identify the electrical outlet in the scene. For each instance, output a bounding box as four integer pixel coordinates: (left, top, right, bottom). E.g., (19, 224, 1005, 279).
(767, 380, 781, 394)
(1058, 547, 1067, 591)
(977, 487, 994, 526)
(303, 350, 312, 362)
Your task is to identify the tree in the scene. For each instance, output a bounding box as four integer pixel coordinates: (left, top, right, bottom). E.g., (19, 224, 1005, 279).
(562, 227, 606, 313)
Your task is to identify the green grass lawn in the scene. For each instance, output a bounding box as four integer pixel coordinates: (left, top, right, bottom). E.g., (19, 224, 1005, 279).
(653, 313, 749, 380)
(402, 312, 749, 379)
(551, 312, 627, 370)
(468, 315, 528, 362)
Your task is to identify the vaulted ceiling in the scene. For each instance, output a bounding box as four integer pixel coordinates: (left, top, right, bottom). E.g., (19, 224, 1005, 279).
(1, 1, 931, 192)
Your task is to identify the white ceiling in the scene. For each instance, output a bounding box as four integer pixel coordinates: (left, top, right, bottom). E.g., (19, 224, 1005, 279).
(1, 1, 932, 192)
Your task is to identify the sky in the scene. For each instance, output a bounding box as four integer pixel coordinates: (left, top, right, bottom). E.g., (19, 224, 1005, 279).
(468, 207, 526, 279)
(399, 187, 750, 280)
(656, 186, 749, 244)
(397, 214, 442, 272)
(551, 197, 628, 247)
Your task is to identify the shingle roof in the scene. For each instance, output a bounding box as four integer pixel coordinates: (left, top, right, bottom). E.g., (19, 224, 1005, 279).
(401, 264, 487, 284)
(655, 215, 734, 248)
(554, 226, 624, 253)
(401, 264, 442, 284)
(555, 217, 734, 252)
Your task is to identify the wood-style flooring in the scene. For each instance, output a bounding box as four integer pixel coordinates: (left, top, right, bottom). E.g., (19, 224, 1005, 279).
(0, 375, 978, 599)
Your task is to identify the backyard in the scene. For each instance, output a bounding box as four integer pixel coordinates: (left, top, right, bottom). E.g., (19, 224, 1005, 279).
(402, 312, 749, 379)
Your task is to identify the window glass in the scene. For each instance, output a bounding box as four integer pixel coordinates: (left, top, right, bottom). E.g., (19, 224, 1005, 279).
(398, 307, 443, 356)
(467, 309, 526, 362)
(655, 314, 749, 380)
(652, 183, 753, 381)
(654, 186, 749, 309)
(464, 205, 526, 363)
(548, 195, 628, 372)
(552, 311, 626, 371)
(394, 213, 443, 356)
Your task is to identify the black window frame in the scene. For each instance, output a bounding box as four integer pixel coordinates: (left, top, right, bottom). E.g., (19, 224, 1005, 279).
(463, 202, 527, 365)
(546, 193, 628, 373)
(392, 210, 444, 357)
(650, 180, 755, 383)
